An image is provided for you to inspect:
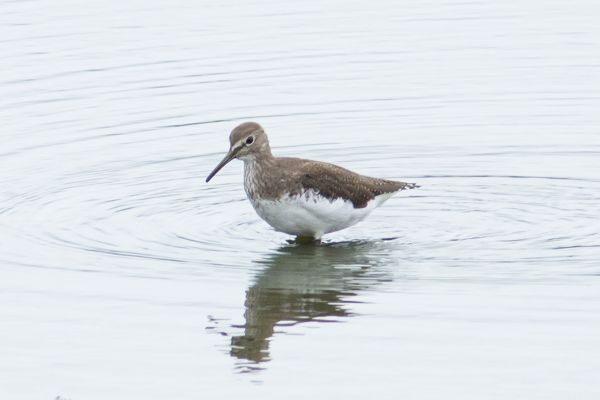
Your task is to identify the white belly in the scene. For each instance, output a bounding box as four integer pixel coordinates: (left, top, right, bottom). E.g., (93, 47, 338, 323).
(249, 190, 395, 238)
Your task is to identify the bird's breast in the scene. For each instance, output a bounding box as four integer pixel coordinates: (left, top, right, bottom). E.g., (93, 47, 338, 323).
(243, 161, 262, 200)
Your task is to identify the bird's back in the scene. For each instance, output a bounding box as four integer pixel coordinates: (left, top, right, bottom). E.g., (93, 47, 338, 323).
(266, 157, 416, 209)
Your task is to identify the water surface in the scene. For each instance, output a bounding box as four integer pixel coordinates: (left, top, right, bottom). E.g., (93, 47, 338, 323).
(2, 0, 600, 399)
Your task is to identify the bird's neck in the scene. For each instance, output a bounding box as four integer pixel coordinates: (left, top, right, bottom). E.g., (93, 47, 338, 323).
(243, 154, 276, 200)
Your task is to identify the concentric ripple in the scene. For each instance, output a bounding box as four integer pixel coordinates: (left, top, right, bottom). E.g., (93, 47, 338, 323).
(1, 138, 281, 277)
(2, 130, 598, 283)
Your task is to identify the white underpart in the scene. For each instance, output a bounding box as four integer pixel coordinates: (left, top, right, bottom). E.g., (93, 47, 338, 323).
(249, 190, 395, 238)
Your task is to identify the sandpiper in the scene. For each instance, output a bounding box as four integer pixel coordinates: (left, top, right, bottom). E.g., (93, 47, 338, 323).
(206, 122, 418, 240)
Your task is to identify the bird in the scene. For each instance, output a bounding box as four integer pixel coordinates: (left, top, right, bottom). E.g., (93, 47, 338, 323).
(205, 122, 418, 241)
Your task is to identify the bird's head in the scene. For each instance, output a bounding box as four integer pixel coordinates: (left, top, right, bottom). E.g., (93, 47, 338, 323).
(206, 122, 271, 182)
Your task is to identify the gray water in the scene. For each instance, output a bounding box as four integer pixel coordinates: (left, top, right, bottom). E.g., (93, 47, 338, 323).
(2, 0, 600, 399)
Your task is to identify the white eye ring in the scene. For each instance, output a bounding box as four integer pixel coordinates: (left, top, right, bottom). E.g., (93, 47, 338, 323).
(245, 136, 255, 145)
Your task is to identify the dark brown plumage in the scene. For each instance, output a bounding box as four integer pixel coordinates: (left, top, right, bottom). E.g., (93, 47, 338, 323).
(250, 157, 417, 209)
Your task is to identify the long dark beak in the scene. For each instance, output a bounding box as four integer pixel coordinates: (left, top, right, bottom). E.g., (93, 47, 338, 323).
(205, 146, 240, 182)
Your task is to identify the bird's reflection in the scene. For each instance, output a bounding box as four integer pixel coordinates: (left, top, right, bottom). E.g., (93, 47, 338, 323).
(230, 239, 395, 369)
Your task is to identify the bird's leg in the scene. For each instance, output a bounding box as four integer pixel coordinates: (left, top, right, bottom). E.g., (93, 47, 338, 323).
(293, 235, 321, 245)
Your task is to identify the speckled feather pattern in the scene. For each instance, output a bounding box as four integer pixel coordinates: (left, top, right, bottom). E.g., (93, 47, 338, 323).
(244, 156, 416, 209)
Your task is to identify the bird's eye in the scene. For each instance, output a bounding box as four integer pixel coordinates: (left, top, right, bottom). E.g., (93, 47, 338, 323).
(245, 136, 255, 145)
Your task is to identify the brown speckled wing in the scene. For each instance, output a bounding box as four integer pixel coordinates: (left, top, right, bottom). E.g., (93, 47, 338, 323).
(298, 161, 417, 209)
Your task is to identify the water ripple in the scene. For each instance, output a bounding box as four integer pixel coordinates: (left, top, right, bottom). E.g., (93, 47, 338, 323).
(2, 135, 598, 282)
